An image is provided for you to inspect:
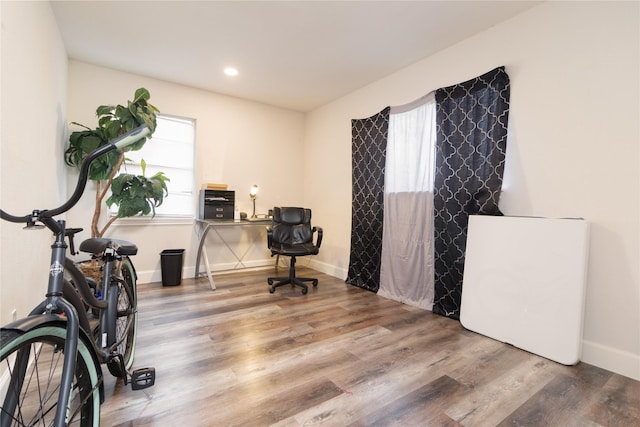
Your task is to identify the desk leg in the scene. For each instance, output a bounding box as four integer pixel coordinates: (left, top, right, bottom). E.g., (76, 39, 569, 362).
(194, 222, 216, 290)
(194, 220, 274, 291)
(201, 244, 216, 290)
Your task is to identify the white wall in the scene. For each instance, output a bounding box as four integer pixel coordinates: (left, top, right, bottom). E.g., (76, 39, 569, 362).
(0, 2, 68, 324)
(304, 1, 640, 380)
(66, 61, 305, 283)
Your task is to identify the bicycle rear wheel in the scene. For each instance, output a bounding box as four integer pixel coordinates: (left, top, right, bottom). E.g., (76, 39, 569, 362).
(106, 256, 138, 378)
(0, 324, 101, 426)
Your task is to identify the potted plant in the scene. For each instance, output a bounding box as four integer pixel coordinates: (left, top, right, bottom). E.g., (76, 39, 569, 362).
(64, 88, 169, 238)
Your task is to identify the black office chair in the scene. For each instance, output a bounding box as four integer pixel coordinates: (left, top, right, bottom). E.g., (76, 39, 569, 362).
(267, 207, 323, 295)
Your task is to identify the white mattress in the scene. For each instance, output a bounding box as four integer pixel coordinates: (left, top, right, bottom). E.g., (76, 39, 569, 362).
(460, 215, 590, 365)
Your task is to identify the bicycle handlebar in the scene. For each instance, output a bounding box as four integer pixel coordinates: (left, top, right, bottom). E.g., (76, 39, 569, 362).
(0, 124, 151, 224)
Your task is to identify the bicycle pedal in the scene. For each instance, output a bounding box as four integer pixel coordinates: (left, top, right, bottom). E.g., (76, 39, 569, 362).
(131, 367, 155, 390)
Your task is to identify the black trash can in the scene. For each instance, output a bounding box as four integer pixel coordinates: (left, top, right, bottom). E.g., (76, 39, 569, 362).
(160, 249, 184, 286)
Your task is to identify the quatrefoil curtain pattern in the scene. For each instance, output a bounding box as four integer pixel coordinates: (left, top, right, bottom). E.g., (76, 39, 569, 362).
(346, 67, 510, 320)
(346, 107, 390, 292)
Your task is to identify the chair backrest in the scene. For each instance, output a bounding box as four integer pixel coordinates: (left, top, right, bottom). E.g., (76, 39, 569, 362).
(271, 207, 313, 245)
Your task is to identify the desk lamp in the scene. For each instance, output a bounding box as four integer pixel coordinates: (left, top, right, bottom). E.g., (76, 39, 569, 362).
(249, 185, 259, 218)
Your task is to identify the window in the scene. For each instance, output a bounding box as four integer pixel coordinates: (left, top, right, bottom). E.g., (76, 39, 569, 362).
(386, 93, 436, 193)
(115, 114, 195, 218)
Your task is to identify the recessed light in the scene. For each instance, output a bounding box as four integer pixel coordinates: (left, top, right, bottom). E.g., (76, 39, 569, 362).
(224, 67, 238, 76)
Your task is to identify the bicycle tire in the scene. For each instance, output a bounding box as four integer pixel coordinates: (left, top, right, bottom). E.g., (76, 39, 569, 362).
(0, 324, 101, 427)
(106, 256, 137, 378)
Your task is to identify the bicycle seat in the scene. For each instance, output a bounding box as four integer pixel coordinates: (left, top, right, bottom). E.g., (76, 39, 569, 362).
(79, 238, 138, 256)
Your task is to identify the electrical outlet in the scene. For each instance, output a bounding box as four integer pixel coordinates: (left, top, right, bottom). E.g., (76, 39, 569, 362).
(11, 309, 17, 321)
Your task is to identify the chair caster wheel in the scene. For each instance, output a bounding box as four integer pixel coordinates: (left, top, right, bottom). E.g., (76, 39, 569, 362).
(302, 287, 308, 295)
(312, 280, 318, 287)
(268, 279, 274, 285)
(269, 287, 276, 294)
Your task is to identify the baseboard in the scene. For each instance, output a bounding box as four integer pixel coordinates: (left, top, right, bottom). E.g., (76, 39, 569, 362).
(581, 339, 640, 381)
(136, 267, 173, 285)
(136, 258, 276, 285)
(137, 258, 346, 286)
(307, 258, 347, 281)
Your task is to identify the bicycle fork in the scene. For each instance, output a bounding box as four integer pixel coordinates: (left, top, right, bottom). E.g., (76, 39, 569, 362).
(49, 299, 81, 427)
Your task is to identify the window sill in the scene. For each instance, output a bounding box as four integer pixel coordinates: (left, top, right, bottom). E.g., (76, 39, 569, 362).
(109, 215, 195, 227)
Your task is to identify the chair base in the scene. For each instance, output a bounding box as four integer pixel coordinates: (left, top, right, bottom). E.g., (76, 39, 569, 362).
(268, 256, 318, 295)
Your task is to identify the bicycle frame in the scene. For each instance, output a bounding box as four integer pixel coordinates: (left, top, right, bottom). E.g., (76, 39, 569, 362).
(58, 251, 132, 362)
(79, 249, 134, 359)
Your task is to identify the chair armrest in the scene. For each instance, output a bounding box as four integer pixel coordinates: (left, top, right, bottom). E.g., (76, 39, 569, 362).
(313, 226, 323, 249)
(266, 225, 273, 249)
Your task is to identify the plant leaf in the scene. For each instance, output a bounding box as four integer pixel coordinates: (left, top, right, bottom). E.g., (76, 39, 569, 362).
(96, 105, 115, 116)
(133, 88, 150, 103)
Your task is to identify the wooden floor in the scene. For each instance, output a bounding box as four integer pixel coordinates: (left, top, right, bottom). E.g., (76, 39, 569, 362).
(100, 267, 640, 426)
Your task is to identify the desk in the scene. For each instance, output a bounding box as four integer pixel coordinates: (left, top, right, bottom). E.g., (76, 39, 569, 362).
(194, 219, 272, 290)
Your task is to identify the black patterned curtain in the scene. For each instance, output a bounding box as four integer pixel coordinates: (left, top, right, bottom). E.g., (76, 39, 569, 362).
(432, 66, 510, 319)
(346, 107, 390, 292)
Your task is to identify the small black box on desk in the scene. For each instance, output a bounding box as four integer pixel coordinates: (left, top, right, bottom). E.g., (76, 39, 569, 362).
(199, 190, 235, 220)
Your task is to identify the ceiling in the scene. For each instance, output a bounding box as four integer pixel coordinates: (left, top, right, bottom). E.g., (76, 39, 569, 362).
(50, 1, 540, 112)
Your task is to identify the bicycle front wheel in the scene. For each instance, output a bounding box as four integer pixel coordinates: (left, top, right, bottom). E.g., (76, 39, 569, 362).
(0, 324, 101, 426)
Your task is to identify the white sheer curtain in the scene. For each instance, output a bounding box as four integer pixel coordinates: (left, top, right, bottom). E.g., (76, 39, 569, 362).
(378, 92, 436, 309)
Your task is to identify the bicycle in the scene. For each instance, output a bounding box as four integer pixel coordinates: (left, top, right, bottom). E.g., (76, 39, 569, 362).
(0, 125, 156, 426)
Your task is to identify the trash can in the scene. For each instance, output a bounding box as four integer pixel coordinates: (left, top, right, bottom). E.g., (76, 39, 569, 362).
(160, 249, 184, 286)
